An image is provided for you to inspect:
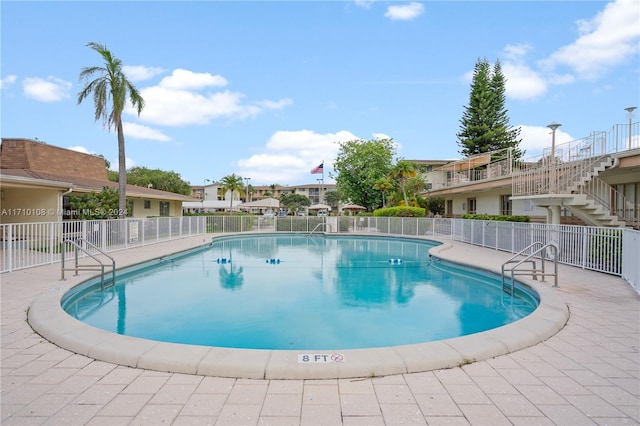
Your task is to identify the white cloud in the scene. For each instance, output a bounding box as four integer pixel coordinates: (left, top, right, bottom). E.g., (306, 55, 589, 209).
(502, 43, 532, 60)
(67, 145, 94, 154)
(136, 87, 257, 125)
(385, 2, 424, 21)
(122, 122, 172, 142)
(130, 68, 291, 126)
(236, 130, 359, 184)
(498, 44, 548, 100)
(518, 125, 575, 157)
(0, 75, 17, 89)
(492, 0, 639, 101)
(502, 62, 548, 100)
(354, 0, 374, 9)
(22, 76, 71, 102)
(539, 0, 640, 80)
(67, 145, 135, 170)
(109, 157, 136, 172)
(256, 98, 294, 110)
(122, 65, 165, 82)
(372, 132, 392, 140)
(158, 69, 227, 90)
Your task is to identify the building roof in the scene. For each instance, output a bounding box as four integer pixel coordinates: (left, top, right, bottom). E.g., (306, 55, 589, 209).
(0, 138, 197, 202)
(1, 138, 108, 180)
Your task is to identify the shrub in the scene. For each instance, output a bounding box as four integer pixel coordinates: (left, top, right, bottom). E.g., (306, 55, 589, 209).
(461, 214, 530, 222)
(373, 206, 426, 217)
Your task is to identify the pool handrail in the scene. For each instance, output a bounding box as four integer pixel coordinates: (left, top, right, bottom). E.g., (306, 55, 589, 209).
(61, 237, 116, 289)
(501, 241, 559, 295)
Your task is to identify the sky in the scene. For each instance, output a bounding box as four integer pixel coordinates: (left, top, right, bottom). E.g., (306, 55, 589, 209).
(2, 0, 639, 187)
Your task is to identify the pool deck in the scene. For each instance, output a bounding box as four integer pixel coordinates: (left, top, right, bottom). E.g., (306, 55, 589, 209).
(2, 235, 639, 425)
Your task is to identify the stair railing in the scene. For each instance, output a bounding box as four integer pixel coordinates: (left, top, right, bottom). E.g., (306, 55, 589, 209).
(61, 237, 116, 289)
(579, 176, 640, 229)
(501, 241, 559, 296)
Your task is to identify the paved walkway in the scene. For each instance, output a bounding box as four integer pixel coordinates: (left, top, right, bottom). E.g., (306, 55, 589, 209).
(2, 235, 639, 425)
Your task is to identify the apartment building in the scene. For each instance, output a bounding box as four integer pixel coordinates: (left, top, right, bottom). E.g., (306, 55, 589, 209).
(423, 122, 639, 228)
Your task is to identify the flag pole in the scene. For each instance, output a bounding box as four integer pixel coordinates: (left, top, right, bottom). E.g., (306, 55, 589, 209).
(321, 160, 325, 205)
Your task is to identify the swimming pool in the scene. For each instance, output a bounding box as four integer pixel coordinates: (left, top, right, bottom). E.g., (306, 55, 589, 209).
(28, 234, 569, 379)
(62, 235, 538, 351)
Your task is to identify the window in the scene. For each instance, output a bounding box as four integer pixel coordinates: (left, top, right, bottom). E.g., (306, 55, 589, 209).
(144, 200, 151, 209)
(467, 198, 477, 214)
(500, 195, 512, 215)
(159, 201, 170, 217)
(426, 183, 432, 190)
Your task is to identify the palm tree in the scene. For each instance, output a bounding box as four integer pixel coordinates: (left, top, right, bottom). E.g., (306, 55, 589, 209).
(77, 42, 145, 218)
(388, 161, 417, 206)
(373, 177, 394, 208)
(220, 174, 245, 214)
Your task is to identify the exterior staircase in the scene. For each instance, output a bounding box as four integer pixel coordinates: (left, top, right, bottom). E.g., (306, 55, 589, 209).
(561, 156, 626, 228)
(561, 193, 626, 228)
(513, 148, 639, 229)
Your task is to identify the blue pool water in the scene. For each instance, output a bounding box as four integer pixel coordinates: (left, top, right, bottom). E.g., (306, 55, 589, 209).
(62, 235, 538, 350)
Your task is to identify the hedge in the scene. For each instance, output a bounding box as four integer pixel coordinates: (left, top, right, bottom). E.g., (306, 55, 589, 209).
(372, 206, 426, 217)
(461, 214, 530, 222)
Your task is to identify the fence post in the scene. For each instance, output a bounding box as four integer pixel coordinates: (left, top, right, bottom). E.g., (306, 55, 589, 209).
(7, 224, 13, 272)
(49, 222, 55, 265)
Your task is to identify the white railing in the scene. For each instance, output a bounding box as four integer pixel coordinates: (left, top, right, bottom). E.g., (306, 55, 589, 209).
(513, 121, 639, 198)
(2, 216, 638, 293)
(580, 176, 640, 229)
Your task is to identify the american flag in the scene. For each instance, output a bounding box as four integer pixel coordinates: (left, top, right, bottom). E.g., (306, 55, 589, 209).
(310, 163, 323, 174)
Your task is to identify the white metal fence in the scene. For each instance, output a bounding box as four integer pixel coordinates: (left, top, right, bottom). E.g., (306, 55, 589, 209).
(2, 216, 638, 293)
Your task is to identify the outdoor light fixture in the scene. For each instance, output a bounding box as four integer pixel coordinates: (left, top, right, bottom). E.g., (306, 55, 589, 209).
(244, 177, 251, 203)
(625, 107, 636, 149)
(547, 122, 562, 194)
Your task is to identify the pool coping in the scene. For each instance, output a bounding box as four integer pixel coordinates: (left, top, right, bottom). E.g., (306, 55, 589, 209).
(27, 236, 570, 380)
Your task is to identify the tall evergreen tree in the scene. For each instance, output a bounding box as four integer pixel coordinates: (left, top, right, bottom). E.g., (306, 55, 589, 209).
(457, 58, 522, 159)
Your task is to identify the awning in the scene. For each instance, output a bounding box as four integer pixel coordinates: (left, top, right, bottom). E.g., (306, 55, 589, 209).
(241, 197, 280, 208)
(437, 154, 492, 172)
(309, 203, 331, 210)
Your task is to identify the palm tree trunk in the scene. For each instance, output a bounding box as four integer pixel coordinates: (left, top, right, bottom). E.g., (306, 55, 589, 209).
(116, 118, 127, 218)
(401, 183, 408, 206)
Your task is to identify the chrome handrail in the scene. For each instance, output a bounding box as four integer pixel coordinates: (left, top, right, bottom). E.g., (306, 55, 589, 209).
(61, 237, 116, 289)
(501, 241, 559, 295)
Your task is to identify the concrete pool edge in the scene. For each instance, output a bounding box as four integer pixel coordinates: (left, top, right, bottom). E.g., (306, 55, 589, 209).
(27, 236, 570, 380)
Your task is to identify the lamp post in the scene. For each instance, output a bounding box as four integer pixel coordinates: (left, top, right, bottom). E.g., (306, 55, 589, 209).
(625, 107, 636, 149)
(547, 122, 561, 194)
(244, 177, 251, 203)
(202, 179, 210, 200)
(316, 178, 323, 203)
(201, 179, 210, 212)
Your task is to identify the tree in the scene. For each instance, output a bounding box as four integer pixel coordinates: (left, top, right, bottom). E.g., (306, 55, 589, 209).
(388, 160, 417, 206)
(264, 183, 279, 198)
(332, 138, 395, 211)
(78, 42, 145, 218)
(323, 190, 342, 212)
(373, 177, 394, 208)
(68, 187, 125, 219)
(457, 58, 522, 158)
(220, 174, 244, 214)
(280, 193, 311, 214)
(126, 167, 191, 195)
(425, 196, 445, 216)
